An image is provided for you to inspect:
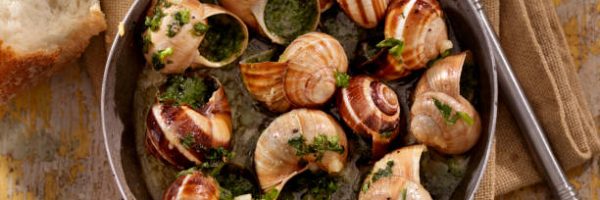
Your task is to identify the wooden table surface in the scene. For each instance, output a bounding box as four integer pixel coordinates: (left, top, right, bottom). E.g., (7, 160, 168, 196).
(1, 0, 598, 199)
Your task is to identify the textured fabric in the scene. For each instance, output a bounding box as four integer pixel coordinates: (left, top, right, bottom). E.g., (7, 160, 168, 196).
(94, 0, 599, 198)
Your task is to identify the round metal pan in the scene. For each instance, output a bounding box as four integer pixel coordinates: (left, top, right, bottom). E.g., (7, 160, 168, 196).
(101, 0, 498, 199)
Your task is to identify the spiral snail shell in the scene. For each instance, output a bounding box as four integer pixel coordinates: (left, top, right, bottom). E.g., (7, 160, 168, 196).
(410, 52, 481, 154)
(254, 109, 348, 193)
(337, 0, 391, 28)
(240, 32, 348, 112)
(163, 171, 220, 200)
(337, 75, 400, 159)
(218, 0, 321, 44)
(146, 74, 233, 168)
(365, 0, 453, 80)
(143, 0, 249, 73)
(359, 145, 431, 200)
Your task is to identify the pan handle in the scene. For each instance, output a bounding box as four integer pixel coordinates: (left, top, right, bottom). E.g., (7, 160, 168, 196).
(467, 0, 578, 199)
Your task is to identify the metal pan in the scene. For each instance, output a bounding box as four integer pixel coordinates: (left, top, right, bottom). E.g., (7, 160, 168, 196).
(101, 0, 498, 199)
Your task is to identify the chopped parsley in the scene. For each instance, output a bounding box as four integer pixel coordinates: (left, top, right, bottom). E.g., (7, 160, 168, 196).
(371, 160, 394, 182)
(401, 188, 407, 200)
(145, 9, 165, 31)
(180, 133, 195, 149)
(287, 134, 345, 161)
(334, 71, 350, 88)
(158, 75, 208, 108)
(142, 33, 152, 53)
(261, 188, 279, 200)
(306, 176, 338, 199)
(377, 38, 404, 62)
(426, 48, 453, 68)
(432, 98, 475, 126)
(219, 186, 234, 200)
(167, 10, 191, 37)
(176, 167, 199, 177)
(192, 22, 210, 36)
(151, 47, 173, 70)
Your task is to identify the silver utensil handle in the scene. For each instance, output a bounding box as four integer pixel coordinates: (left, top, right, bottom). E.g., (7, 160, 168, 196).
(468, 0, 578, 199)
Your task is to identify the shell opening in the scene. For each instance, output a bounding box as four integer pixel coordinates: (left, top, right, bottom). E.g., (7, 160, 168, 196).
(197, 13, 248, 65)
(262, 0, 320, 43)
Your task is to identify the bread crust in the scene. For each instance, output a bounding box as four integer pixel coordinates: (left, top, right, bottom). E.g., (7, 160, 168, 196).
(0, 4, 107, 103)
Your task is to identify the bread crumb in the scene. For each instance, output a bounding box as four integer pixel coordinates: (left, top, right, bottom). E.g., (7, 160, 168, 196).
(118, 22, 125, 37)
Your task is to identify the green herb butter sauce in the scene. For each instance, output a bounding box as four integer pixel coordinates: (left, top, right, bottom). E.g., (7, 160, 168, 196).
(134, 5, 479, 200)
(264, 0, 319, 43)
(198, 14, 246, 62)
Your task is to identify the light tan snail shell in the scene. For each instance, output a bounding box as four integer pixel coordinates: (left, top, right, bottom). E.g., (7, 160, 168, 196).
(337, 0, 391, 28)
(254, 109, 348, 192)
(240, 32, 348, 112)
(410, 52, 481, 154)
(144, 0, 249, 73)
(218, 0, 321, 44)
(337, 75, 401, 159)
(146, 75, 233, 168)
(163, 171, 220, 200)
(359, 145, 432, 200)
(368, 0, 453, 80)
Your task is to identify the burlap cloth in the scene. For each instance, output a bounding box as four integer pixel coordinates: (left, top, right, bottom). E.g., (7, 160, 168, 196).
(90, 0, 600, 198)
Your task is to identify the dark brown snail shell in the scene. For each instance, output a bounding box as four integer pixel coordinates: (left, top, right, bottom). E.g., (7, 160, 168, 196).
(162, 171, 220, 200)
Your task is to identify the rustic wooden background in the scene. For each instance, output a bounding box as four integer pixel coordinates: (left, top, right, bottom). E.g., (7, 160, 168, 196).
(0, 0, 598, 199)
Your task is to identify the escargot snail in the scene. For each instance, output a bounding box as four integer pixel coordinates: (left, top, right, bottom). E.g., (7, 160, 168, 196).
(359, 145, 432, 200)
(337, 75, 401, 159)
(254, 109, 348, 195)
(146, 74, 233, 168)
(337, 0, 391, 28)
(219, 0, 321, 44)
(163, 171, 221, 200)
(364, 0, 453, 80)
(410, 52, 481, 154)
(240, 32, 348, 112)
(143, 0, 249, 73)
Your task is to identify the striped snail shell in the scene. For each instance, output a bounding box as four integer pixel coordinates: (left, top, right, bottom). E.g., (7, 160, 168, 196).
(163, 171, 220, 200)
(144, 0, 249, 73)
(359, 145, 432, 200)
(218, 0, 320, 44)
(337, 0, 391, 28)
(240, 32, 348, 112)
(254, 109, 348, 193)
(337, 75, 400, 159)
(410, 52, 481, 154)
(146, 74, 232, 168)
(367, 0, 453, 80)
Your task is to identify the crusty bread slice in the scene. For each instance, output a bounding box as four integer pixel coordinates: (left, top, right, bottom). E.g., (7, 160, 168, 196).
(0, 0, 106, 103)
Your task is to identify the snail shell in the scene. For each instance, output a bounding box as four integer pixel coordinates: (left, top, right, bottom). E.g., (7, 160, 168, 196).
(240, 32, 348, 112)
(254, 109, 348, 192)
(337, 0, 391, 28)
(410, 52, 481, 154)
(359, 145, 432, 200)
(218, 0, 320, 44)
(337, 75, 400, 159)
(369, 0, 452, 80)
(146, 75, 232, 168)
(144, 0, 249, 73)
(163, 171, 219, 200)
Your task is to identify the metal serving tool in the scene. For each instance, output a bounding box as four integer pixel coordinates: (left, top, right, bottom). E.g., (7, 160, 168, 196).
(461, 0, 579, 199)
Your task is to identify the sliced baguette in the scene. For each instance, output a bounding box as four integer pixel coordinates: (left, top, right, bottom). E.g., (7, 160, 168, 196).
(0, 0, 106, 103)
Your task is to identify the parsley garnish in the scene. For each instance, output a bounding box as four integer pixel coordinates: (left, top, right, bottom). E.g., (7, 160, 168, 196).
(142, 33, 152, 53)
(401, 188, 407, 200)
(426, 48, 453, 68)
(180, 133, 195, 149)
(371, 160, 394, 182)
(167, 10, 191, 37)
(334, 71, 350, 88)
(261, 188, 279, 200)
(219, 186, 234, 200)
(145, 9, 165, 31)
(158, 75, 208, 108)
(377, 38, 405, 62)
(287, 134, 345, 161)
(151, 47, 173, 70)
(432, 98, 474, 125)
(192, 22, 209, 36)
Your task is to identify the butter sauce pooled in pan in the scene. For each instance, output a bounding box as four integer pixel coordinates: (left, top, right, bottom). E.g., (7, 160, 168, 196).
(133, 0, 487, 199)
